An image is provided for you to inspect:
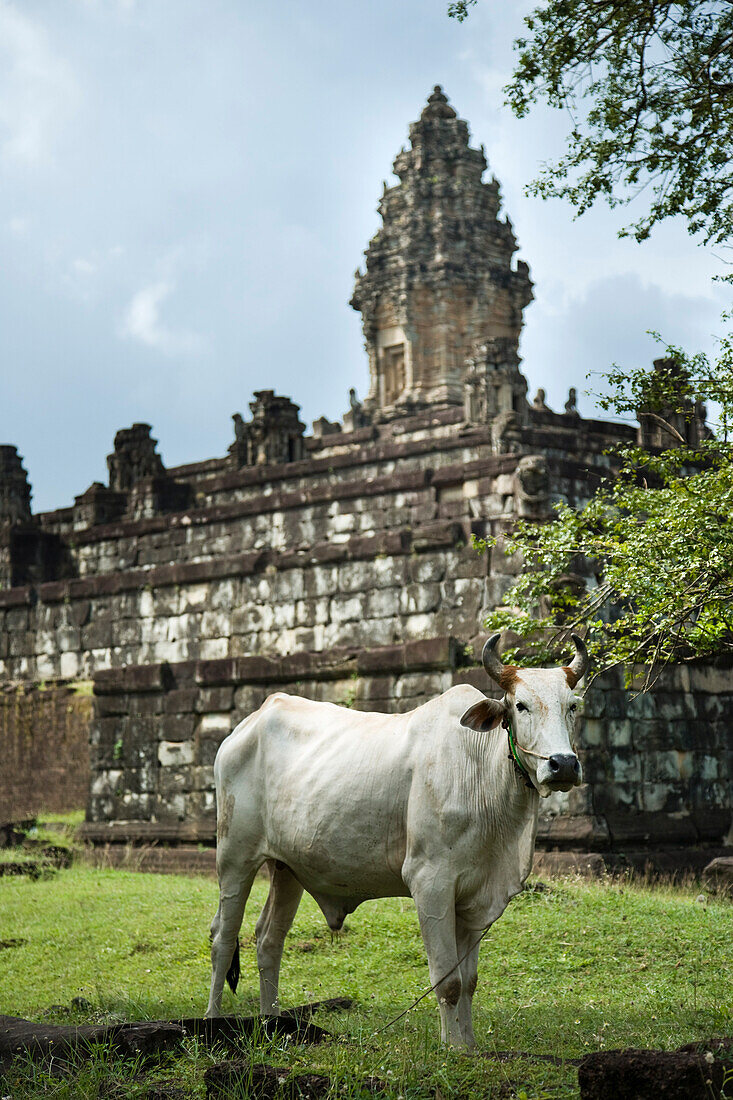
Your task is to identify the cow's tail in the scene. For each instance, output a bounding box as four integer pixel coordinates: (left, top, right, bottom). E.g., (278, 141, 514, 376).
(226, 941, 240, 994)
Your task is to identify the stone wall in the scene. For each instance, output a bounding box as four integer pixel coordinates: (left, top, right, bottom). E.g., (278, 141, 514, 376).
(3, 405, 729, 862)
(0, 682, 92, 820)
(79, 642, 733, 862)
(0, 411, 619, 684)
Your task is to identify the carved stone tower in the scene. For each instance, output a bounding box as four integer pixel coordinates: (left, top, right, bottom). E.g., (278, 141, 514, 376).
(351, 86, 533, 418)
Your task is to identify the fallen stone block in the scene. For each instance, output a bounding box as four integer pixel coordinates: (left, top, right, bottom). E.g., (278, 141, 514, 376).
(0, 1007, 336, 1070)
(578, 1038, 732, 1099)
(174, 1014, 330, 1048)
(0, 819, 35, 848)
(702, 856, 733, 896)
(0, 1015, 184, 1071)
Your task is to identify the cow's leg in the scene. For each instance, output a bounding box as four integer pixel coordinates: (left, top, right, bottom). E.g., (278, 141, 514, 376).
(206, 858, 259, 1018)
(455, 916, 482, 1049)
(255, 860, 304, 1015)
(411, 890, 464, 1046)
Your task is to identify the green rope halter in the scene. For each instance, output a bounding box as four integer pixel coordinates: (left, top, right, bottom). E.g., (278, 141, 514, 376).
(505, 718, 529, 776)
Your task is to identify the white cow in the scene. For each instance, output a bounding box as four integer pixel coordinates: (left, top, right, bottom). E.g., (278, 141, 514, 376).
(206, 632, 587, 1046)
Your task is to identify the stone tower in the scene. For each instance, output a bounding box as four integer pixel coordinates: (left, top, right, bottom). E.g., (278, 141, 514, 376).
(351, 86, 533, 418)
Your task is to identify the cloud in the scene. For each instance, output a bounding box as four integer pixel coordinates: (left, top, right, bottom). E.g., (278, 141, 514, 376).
(120, 280, 202, 356)
(71, 257, 95, 275)
(6, 215, 28, 236)
(0, 2, 79, 165)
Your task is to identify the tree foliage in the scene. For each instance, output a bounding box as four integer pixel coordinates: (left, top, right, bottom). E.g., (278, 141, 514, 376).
(481, 340, 733, 680)
(449, 0, 733, 244)
(449, 0, 733, 678)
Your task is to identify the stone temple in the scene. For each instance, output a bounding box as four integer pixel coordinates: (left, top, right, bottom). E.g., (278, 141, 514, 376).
(1, 88, 730, 871)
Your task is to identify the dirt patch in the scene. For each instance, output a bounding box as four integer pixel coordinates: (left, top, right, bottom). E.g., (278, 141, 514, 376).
(578, 1037, 733, 1099)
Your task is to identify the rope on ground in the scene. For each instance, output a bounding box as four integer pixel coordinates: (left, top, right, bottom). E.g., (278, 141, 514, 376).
(374, 925, 492, 1035)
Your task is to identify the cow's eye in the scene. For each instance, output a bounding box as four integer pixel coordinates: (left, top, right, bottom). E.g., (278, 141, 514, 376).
(516, 702, 528, 713)
(569, 703, 577, 714)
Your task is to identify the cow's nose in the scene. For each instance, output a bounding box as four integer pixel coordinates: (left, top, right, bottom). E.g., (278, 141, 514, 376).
(548, 754, 580, 785)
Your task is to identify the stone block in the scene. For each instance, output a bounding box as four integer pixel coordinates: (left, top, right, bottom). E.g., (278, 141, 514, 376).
(606, 811, 697, 847)
(689, 664, 733, 693)
(209, 578, 238, 612)
(578, 1042, 731, 1098)
(90, 768, 123, 798)
(690, 809, 731, 841)
(399, 583, 441, 615)
(233, 685, 269, 713)
(702, 855, 733, 894)
(119, 791, 154, 818)
(7, 630, 32, 658)
(5, 606, 29, 631)
(330, 594, 365, 625)
(164, 688, 198, 714)
(407, 556, 446, 584)
(158, 740, 196, 767)
(393, 672, 445, 700)
(626, 693, 657, 720)
(126, 693, 164, 716)
(196, 686, 234, 713)
(161, 714, 196, 742)
(608, 719, 633, 748)
(60, 651, 81, 679)
(365, 588, 400, 620)
(122, 762, 157, 794)
(198, 736, 227, 765)
(185, 789, 216, 819)
(536, 813, 610, 850)
(152, 793, 187, 821)
(603, 691, 629, 720)
(197, 712, 233, 736)
(35, 652, 58, 679)
(484, 573, 515, 606)
(159, 766, 193, 795)
(140, 617, 170, 645)
(180, 583, 210, 611)
(199, 609, 231, 640)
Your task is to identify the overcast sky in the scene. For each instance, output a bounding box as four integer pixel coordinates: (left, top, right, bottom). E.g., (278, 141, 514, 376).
(1, 0, 728, 513)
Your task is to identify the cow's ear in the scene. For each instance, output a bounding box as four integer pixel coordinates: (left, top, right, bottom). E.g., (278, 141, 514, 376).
(460, 697, 506, 732)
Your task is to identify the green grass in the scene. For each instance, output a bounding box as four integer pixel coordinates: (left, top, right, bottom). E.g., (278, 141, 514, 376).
(0, 865, 731, 1098)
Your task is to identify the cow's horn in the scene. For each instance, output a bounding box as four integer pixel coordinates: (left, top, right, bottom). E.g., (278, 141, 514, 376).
(566, 633, 589, 687)
(482, 633, 506, 685)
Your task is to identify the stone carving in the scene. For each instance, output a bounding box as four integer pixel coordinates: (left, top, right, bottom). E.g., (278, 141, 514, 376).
(0, 446, 32, 526)
(464, 339, 528, 424)
(73, 483, 126, 530)
(107, 424, 165, 493)
(228, 413, 250, 467)
(312, 417, 341, 439)
(464, 363, 490, 424)
(233, 413, 248, 445)
(229, 392, 305, 468)
(515, 454, 550, 518)
(564, 388, 579, 416)
(106, 425, 192, 520)
(491, 411, 523, 455)
(532, 389, 551, 413)
(637, 358, 714, 449)
(351, 86, 533, 414)
(342, 388, 371, 433)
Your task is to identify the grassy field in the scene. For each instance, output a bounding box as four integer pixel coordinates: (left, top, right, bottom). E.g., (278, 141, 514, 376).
(0, 861, 731, 1098)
